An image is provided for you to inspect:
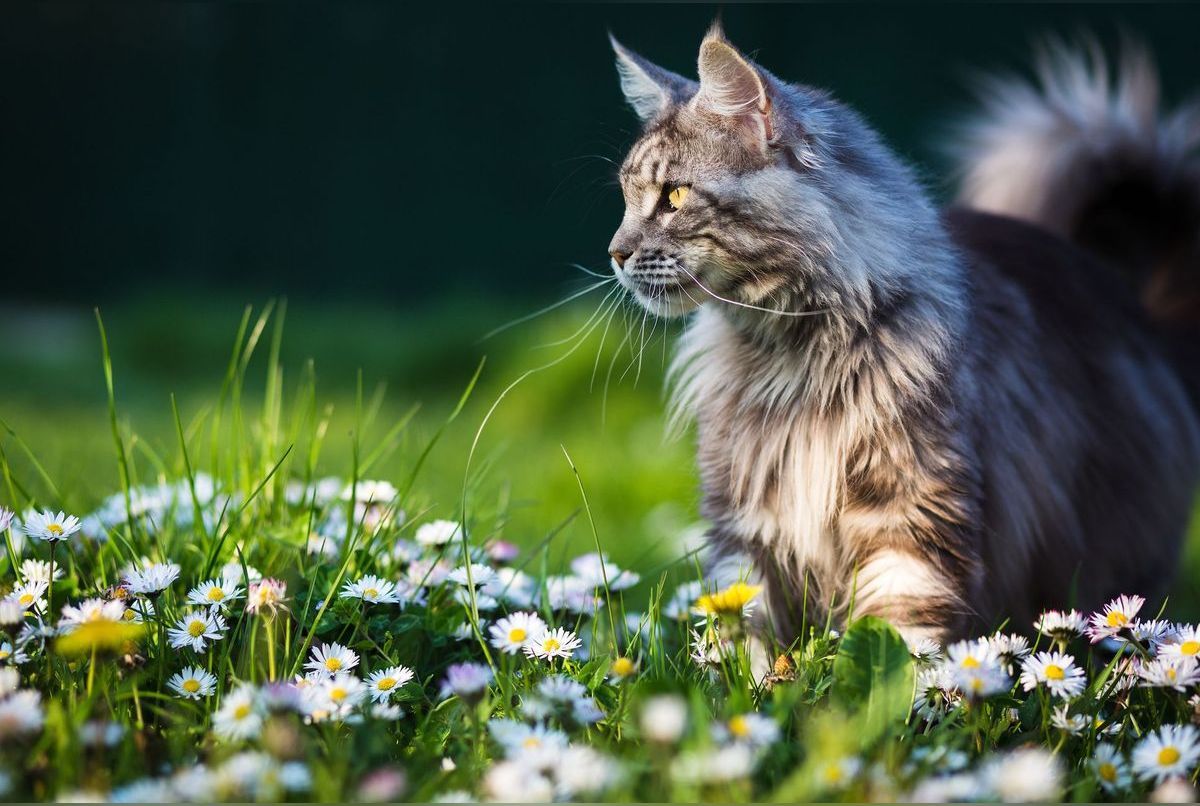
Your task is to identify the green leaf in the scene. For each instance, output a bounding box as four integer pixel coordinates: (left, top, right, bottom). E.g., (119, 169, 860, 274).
(831, 616, 915, 748)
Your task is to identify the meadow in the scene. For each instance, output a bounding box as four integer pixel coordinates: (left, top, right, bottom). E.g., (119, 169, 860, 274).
(1, 295, 1199, 802)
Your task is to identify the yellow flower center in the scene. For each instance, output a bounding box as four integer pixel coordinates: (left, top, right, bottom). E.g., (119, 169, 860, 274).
(1044, 664, 1065, 680)
(1180, 641, 1200, 656)
(183, 679, 201, 694)
(47, 524, 63, 536)
(329, 687, 347, 702)
(1168, 668, 1178, 682)
(207, 588, 225, 602)
(961, 656, 980, 670)
(969, 676, 984, 693)
(508, 627, 527, 643)
(1106, 611, 1129, 628)
(325, 657, 342, 672)
(0, 650, 9, 660)
(187, 620, 206, 637)
(376, 677, 396, 691)
(1159, 746, 1181, 766)
(542, 638, 561, 653)
(823, 764, 843, 785)
(695, 582, 762, 617)
(17, 594, 33, 607)
(728, 715, 750, 738)
(234, 704, 252, 720)
(364, 588, 379, 599)
(523, 737, 542, 749)
(1099, 762, 1117, 782)
(611, 656, 635, 677)
(122, 609, 136, 621)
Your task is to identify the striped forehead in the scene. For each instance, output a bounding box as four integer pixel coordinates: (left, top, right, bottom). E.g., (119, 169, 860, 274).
(620, 130, 676, 188)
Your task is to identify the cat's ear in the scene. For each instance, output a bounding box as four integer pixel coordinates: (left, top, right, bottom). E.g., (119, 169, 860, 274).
(696, 24, 775, 148)
(610, 34, 696, 123)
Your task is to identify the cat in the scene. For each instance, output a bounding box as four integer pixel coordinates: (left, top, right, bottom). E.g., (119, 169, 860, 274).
(606, 24, 1200, 644)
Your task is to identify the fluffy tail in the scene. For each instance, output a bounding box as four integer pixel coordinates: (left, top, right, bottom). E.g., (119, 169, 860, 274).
(954, 40, 1200, 329)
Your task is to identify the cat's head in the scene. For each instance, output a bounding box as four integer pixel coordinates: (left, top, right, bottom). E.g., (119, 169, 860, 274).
(608, 26, 923, 323)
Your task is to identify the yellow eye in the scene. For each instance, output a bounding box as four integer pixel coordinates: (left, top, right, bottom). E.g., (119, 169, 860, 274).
(666, 185, 689, 210)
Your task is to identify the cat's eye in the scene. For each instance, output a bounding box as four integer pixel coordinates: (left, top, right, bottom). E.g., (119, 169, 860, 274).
(666, 185, 689, 211)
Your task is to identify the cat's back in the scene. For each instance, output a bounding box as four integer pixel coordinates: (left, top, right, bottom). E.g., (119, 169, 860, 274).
(942, 206, 1200, 622)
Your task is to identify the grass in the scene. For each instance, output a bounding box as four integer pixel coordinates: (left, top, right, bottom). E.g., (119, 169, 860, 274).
(0, 295, 1199, 801)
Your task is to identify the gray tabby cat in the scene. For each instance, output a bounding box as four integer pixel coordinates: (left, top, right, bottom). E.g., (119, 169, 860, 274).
(607, 25, 1200, 644)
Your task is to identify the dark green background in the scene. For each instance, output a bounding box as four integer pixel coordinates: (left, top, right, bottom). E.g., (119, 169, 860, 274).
(4, 3, 1197, 305)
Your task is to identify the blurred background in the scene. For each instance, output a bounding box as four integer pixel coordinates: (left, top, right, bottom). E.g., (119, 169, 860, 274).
(2, 4, 1199, 611)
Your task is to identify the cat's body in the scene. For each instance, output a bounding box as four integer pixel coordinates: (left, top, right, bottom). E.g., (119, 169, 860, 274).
(608, 28, 1200, 642)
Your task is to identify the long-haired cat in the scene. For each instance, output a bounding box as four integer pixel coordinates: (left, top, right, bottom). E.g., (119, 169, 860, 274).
(607, 25, 1200, 643)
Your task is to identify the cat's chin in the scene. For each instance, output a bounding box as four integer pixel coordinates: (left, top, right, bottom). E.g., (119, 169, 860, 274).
(628, 281, 703, 318)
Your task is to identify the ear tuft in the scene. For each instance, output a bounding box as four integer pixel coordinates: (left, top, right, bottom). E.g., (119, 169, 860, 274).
(610, 34, 696, 124)
(702, 19, 727, 47)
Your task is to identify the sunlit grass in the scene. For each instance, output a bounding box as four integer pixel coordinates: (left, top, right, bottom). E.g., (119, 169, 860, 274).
(0, 298, 1197, 801)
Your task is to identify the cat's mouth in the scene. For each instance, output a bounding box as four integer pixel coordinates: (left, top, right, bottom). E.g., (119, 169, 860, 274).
(623, 274, 703, 317)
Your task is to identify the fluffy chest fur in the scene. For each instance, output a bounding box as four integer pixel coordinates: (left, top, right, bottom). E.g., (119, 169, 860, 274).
(674, 309, 855, 583)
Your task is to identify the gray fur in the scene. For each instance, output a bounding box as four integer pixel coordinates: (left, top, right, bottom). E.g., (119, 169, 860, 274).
(607, 27, 1200, 642)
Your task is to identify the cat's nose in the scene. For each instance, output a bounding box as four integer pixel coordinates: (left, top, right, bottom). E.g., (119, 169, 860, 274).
(608, 249, 629, 268)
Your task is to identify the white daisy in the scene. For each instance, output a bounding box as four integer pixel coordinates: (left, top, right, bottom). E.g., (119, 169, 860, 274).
(1087, 595, 1145, 642)
(20, 510, 82, 543)
(18, 559, 62, 585)
(488, 718, 569, 766)
(945, 638, 998, 672)
(121, 599, 155, 624)
(438, 662, 492, 701)
(1020, 651, 1087, 699)
(523, 627, 582, 661)
(365, 666, 415, 703)
(415, 520, 462, 547)
(1137, 656, 1200, 692)
(213, 685, 264, 742)
(1160, 625, 1200, 661)
(167, 610, 227, 652)
(57, 598, 127, 632)
(980, 747, 1063, 802)
(187, 578, 245, 610)
(914, 664, 960, 720)
(988, 633, 1031, 673)
(168, 667, 218, 700)
(123, 562, 181, 596)
(555, 745, 623, 798)
(1034, 609, 1086, 643)
(340, 575, 401, 605)
(0, 641, 29, 666)
(951, 662, 1009, 700)
(220, 562, 262, 585)
(1090, 743, 1131, 793)
(305, 642, 360, 677)
(570, 552, 640, 591)
(1132, 724, 1200, 784)
(448, 563, 497, 588)
(483, 760, 554, 802)
(8, 581, 48, 613)
(371, 703, 405, 721)
(813, 756, 863, 792)
(640, 694, 688, 743)
(717, 712, 780, 749)
(488, 611, 546, 654)
(907, 636, 943, 665)
(1049, 703, 1089, 735)
(1131, 618, 1177, 650)
(304, 673, 367, 721)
